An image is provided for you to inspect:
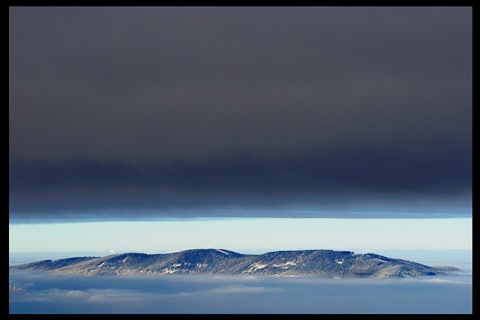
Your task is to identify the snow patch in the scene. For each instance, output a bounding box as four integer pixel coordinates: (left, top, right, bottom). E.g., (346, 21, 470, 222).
(244, 262, 268, 273)
(162, 263, 182, 273)
(272, 261, 297, 269)
(162, 268, 177, 274)
(216, 249, 229, 256)
(252, 263, 268, 269)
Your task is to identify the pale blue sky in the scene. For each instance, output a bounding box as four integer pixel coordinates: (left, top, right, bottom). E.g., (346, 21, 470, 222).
(9, 217, 472, 255)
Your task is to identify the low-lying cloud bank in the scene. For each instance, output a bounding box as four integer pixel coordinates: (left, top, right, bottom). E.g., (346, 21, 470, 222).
(9, 270, 472, 314)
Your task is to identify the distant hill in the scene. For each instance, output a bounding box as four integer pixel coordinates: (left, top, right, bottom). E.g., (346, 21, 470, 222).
(9, 249, 460, 278)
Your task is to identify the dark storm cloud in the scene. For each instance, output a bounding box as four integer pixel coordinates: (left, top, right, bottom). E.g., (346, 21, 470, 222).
(9, 7, 472, 221)
(9, 141, 471, 221)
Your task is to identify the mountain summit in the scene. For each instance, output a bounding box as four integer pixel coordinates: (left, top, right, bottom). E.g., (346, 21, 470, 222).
(10, 249, 459, 278)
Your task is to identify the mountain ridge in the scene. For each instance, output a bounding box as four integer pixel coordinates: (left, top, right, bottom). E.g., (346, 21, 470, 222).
(9, 248, 460, 279)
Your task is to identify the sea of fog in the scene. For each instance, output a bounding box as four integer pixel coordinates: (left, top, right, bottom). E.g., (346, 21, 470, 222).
(9, 270, 472, 314)
(9, 249, 472, 314)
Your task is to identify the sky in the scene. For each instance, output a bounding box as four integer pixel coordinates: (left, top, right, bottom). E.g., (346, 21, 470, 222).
(8, 218, 472, 253)
(8, 7, 472, 255)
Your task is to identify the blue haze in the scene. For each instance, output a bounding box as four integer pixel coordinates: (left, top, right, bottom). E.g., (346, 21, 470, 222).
(9, 269, 471, 314)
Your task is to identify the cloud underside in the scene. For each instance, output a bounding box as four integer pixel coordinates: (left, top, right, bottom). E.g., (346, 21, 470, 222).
(9, 7, 472, 221)
(9, 142, 471, 221)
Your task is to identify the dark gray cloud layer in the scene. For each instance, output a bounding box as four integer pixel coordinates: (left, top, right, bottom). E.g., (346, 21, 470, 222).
(9, 7, 472, 221)
(9, 143, 471, 221)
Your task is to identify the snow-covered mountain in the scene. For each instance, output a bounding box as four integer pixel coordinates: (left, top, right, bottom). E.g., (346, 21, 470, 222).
(9, 249, 459, 278)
